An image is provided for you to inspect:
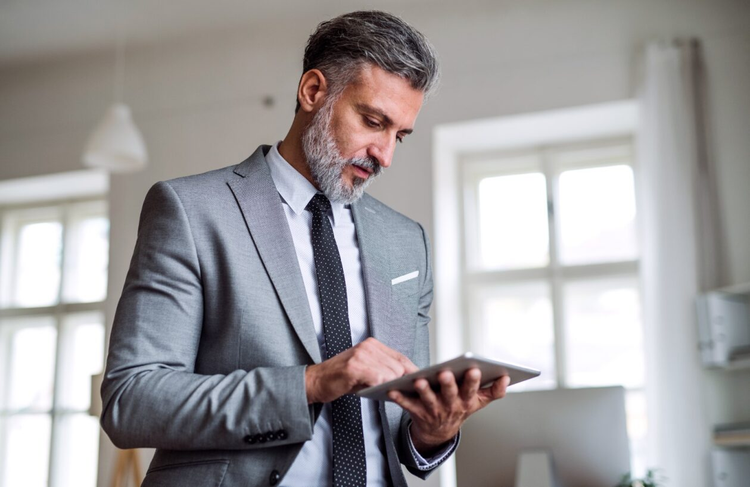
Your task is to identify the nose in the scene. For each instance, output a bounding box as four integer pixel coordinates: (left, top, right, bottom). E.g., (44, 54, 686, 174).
(367, 134, 397, 169)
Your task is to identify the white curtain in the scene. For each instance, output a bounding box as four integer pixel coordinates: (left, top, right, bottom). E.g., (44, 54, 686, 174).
(638, 39, 720, 486)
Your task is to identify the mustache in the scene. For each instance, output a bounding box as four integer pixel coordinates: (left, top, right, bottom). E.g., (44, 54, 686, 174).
(349, 157, 382, 177)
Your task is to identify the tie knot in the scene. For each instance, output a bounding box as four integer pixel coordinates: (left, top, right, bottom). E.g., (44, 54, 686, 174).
(306, 193, 331, 215)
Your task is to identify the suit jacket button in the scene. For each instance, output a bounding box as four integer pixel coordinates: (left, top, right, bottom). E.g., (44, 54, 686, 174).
(266, 431, 276, 441)
(244, 435, 256, 444)
(258, 433, 268, 443)
(269, 469, 281, 485)
(276, 429, 287, 440)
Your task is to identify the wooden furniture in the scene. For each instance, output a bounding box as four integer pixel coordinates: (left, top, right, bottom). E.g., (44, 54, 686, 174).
(111, 449, 143, 487)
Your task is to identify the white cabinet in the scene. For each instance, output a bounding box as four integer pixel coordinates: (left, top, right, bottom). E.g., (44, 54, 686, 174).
(697, 282, 750, 369)
(699, 283, 750, 487)
(711, 449, 750, 487)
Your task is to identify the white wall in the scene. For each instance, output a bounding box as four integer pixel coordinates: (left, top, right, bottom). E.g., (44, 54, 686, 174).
(1, 1, 749, 486)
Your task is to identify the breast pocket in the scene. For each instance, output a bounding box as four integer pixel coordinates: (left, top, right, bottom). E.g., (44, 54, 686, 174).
(142, 460, 229, 487)
(391, 270, 420, 301)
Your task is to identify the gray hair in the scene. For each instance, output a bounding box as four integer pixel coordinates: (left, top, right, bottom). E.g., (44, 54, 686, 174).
(296, 10, 440, 111)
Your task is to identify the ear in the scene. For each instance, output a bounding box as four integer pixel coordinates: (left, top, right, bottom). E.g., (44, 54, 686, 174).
(297, 69, 329, 113)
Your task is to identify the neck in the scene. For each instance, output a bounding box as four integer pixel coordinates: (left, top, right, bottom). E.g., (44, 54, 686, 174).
(279, 117, 318, 188)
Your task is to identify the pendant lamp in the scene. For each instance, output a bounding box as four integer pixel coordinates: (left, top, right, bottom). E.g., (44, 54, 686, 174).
(83, 28, 148, 172)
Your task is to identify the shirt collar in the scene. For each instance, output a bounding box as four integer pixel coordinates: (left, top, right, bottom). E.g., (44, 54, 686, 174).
(265, 141, 348, 224)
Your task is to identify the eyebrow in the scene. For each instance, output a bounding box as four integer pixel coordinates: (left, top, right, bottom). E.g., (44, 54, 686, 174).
(356, 103, 414, 135)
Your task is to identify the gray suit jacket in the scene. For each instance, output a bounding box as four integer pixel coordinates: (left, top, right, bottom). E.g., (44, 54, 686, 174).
(101, 146, 439, 487)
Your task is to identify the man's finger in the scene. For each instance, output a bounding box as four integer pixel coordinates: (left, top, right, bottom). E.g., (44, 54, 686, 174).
(438, 370, 459, 405)
(372, 353, 410, 383)
(353, 341, 411, 384)
(494, 375, 511, 397)
(380, 344, 419, 374)
(388, 390, 425, 417)
(477, 375, 510, 404)
(398, 354, 419, 374)
(459, 368, 481, 402)
(414, 378, 440, 415)
(366, 338, 419, 375)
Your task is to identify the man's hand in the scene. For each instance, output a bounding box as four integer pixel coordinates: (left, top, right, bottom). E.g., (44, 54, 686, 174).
(389, 369, 510, 456)
(305, 337, 419, 404)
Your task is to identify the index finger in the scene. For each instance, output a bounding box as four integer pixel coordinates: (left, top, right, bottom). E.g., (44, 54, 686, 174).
(368, 338, 419, 375)
(394, 353, 419, 374)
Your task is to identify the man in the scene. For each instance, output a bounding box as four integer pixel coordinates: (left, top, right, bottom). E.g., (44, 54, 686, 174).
(101, 11, 510, 487)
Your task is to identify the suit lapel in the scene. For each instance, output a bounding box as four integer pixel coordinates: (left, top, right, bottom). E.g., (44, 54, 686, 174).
(227, 146, 322, 364)
(353, 197, 416, 472)
(352, 197, 407, 354)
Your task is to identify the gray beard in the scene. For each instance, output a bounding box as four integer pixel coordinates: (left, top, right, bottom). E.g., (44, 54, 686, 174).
(301, 99, 382, 204)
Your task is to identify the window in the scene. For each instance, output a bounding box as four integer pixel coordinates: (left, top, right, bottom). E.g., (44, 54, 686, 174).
(0, 199, 108, 487)
(461, 139, 647, 473)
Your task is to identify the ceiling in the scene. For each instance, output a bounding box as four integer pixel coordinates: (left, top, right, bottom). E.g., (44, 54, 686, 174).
(0, 0, 441, 66)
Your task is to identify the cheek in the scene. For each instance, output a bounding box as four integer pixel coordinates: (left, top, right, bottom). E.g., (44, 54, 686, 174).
(331, 118, 369, 158)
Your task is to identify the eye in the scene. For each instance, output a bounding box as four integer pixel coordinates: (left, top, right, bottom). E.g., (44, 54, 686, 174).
(396, 135, 404, 144)
(364, 117, 381, 129)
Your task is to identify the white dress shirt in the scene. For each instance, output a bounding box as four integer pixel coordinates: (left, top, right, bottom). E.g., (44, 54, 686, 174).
(265, 143, 451, 487)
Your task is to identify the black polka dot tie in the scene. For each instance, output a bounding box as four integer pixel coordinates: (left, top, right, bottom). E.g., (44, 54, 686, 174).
(306, 193, 367, 487)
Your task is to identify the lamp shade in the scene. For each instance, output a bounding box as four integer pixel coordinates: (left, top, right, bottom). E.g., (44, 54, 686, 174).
(83, 103, 148, 172)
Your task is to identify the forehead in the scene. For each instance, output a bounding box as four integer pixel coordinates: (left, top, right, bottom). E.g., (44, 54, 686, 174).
(339, 64, 424, 128)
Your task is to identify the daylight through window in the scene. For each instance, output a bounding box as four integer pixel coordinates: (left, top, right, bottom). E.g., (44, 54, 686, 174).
(0, 199, 108, 487)
(461, 139, 647, 473)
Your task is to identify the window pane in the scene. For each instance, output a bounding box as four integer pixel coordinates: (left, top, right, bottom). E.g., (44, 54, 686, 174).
(14, 221, 63, 307)
(563, 277, 644, 388)
(63, 216, 109, 303)
(476, 173, 549, 270)
(473, 282, 556, 390)
(52, 414, 100, 487)
(58, 314, 105, 411)
(3, 318, 57, 411)
(558, 165, 637, 265)
(0, 414, 52, 487)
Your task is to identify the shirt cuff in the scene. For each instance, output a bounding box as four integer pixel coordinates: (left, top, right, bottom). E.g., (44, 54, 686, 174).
(407, 423, 460, 471)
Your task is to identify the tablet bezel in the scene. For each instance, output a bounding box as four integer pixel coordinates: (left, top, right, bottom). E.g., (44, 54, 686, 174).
(355, 352, 541, 402)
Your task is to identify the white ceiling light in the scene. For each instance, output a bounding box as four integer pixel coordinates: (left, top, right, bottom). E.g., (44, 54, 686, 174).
(83, 103, 147, 172)
(82, 23, 148, 172)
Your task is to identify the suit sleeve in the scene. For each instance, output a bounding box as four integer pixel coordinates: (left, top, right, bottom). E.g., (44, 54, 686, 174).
(395, 223, 459, 478)
(100, 181, 315, 451)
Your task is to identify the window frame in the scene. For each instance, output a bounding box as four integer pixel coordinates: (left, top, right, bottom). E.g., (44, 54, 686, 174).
(432, 101, 640, 486)
(0, 196, 108, 487)
(459, 136, 640, 388)
(460, 136, 648, 472)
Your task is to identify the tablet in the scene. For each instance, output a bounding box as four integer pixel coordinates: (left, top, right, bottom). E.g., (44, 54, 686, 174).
(356, 352, 541, 402)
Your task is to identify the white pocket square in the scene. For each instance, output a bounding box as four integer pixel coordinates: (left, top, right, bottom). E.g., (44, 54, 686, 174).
(391, 271, 419, 285)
